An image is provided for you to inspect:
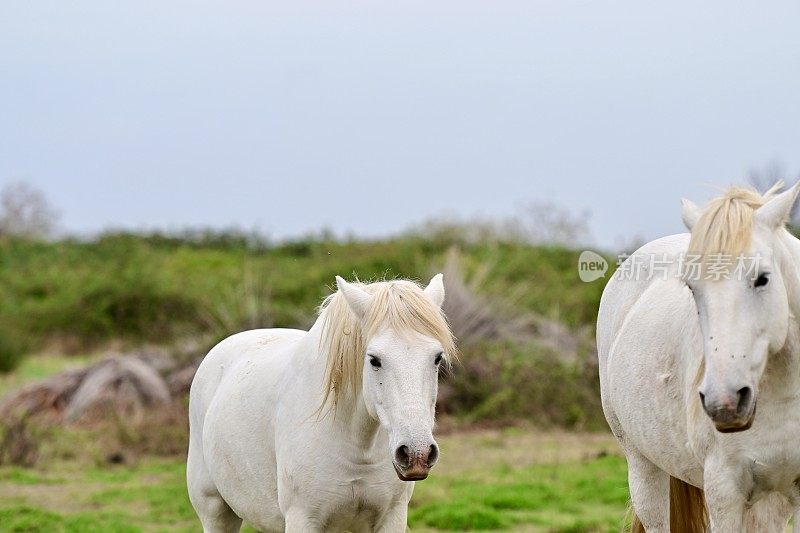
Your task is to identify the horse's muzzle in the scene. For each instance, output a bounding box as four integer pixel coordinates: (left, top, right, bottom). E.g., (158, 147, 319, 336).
(393, 461, 429, 481)
(700, 387, 757, 433)
(713, 401, 757, 433)
(392, 443, 438, 481)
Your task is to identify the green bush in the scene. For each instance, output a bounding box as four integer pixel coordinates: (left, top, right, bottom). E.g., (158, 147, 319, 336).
(0, 327, 26, 373)
(0, 232, 610, 425)
(0, 233, 605, 354)
(442, 341, 604, 429)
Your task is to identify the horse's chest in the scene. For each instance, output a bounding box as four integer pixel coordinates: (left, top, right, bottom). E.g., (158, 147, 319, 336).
(734, 441, 800, 506)
(281, 454, 403, 523)
(325, 495, 383, 531)
(735, 409, 800, 503)
(320, 476, 402, 529)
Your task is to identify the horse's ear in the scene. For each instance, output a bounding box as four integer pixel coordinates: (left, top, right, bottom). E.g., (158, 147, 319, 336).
(755, 181, 800, 229)
(424, 273, 445, 308)
(336, 276, 372, 321)
(681, 198, 701, 231)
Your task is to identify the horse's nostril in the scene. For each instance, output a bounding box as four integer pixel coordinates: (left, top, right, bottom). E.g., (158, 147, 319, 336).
(394, 445, 411, 467)
(736, 387, 752, 414)
(427, 444, 439, 466)
(698, 391, 706, 410)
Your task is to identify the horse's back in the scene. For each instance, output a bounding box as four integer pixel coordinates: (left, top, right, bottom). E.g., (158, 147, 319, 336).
(189, 328, 306, 423)
(597, 233, 690, 366)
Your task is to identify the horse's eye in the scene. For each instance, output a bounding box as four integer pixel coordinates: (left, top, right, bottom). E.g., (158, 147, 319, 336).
(368, 355, 381, 368)
(434, 353, 443, 366)
(755, 274, 769, 288)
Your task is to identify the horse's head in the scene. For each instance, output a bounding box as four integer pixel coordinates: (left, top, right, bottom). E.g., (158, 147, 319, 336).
(681, 182, 800, 432)
(332, 275, 455, 481)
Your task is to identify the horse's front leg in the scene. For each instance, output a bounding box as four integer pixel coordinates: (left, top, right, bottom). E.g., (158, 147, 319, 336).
(704, 455, 747, 532)
(284, 507, 321, 533)
(705, 491, 745, 532)
(375, 500, 409, 533)
(746, 492, 794, 532)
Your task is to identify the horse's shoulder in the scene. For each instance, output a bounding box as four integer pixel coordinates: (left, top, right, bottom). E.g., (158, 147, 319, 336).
(633, 232, 691, 255)
(217, 328, 307, 349)
(192, 329, 307, 393)
(598, 233, 692, 358)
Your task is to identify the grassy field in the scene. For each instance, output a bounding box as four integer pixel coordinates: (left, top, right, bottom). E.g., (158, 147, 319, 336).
(0, 232, 620, 531)
(0, 429, 629, 533)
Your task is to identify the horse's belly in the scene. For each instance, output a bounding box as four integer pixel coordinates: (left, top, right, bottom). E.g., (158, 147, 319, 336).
(202, 360, 286, 529)
(206, 413, 284, 529)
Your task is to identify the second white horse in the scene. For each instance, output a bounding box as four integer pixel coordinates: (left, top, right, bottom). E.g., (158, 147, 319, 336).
(599, 182, 800, 531)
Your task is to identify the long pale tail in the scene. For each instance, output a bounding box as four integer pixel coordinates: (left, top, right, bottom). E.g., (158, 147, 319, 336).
(630, 477, 707, 532)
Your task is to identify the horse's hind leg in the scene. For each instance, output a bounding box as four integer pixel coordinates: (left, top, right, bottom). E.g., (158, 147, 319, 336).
(626, 451, 670, 533)
(187, 440, 243, 533)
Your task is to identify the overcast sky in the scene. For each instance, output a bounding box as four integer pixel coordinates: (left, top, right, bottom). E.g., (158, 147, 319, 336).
(2, 1, 799, 249)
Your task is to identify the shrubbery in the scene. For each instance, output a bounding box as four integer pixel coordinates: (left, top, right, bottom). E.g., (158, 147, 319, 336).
(0, 232, 605, 368)
(0, 326, 26, 374)
(0, 230, 609, 429)
(441, 341, 603, 429)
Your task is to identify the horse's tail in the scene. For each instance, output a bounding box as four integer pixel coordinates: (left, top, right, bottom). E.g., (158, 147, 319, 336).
(628, 476, 707, 532)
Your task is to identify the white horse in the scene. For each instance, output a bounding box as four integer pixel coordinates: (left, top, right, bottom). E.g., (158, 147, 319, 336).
(187, 275, 456, 532)
(598, 182, 800, 532)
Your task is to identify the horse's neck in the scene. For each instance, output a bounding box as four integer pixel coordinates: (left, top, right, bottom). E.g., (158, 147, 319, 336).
(763, 231, 800, 398)
(332, 396, 382, 449)
(296, 319, 382, 449)
(779, 230, 800, 314)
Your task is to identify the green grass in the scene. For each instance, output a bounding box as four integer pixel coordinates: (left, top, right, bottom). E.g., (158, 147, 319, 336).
(0, 458, 197, 533)
(410, 456, 629, 531)
(408, 431, 629, 532)
(0, 430, 629, 532)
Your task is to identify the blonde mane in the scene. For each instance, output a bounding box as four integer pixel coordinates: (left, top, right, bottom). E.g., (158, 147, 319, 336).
(318, 278, 457, 410)
(687, 182, 784, 257)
